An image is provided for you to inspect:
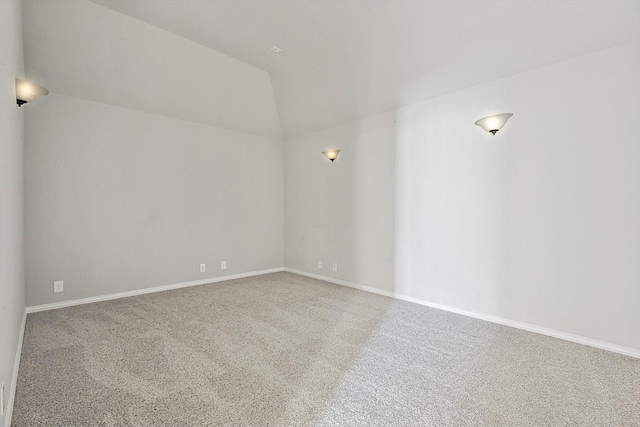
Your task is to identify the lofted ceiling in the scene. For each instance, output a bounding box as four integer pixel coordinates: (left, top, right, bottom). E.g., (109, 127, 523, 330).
(64, 1, 640, 138)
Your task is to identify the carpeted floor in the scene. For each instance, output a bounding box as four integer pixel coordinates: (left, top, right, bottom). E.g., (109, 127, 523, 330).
(11, 272, 640, 426)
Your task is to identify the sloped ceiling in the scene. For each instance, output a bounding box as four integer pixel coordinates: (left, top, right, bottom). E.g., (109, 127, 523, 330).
(28, 1, 640, 139)
(22, 0, 283, 138)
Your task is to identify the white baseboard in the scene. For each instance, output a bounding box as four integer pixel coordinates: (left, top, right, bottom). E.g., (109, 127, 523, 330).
(26, 268, 284, 314)
(284, 268, 640, 359)
(5, 309, 26, 427)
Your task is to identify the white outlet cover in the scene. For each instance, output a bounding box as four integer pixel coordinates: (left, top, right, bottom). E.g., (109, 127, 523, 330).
(200, 263, 206, 272)
(332, 263, 338, 272)
(53, 281, 64, 293)
(221, 261, 227, 270)
(318, 260, 323, 269)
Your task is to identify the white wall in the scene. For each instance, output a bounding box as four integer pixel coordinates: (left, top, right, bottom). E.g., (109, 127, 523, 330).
(22, 0, 285, 307)
(25, 93, 284, 307)
(285, 41, 640, 351)
(0, 0, 25, 425)
(284, 112, 396, 290)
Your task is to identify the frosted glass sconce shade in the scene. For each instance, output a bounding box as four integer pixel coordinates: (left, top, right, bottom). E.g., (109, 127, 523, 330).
(474, 113, 513, 135)
(322, 149, 341, 162)
(15, 78, 49, 106)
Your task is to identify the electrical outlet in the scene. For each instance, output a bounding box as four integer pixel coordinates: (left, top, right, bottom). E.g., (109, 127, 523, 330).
(1, 381, 5, 416)
(221, 261, 227, 270)
(332, 263, 338, 272)
(200, 263, 206, 273)
(53, 281, 64, 293)
(318, 260, 323, 269)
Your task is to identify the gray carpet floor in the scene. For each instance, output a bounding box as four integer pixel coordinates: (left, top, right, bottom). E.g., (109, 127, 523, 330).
(11, 272, 640, 426)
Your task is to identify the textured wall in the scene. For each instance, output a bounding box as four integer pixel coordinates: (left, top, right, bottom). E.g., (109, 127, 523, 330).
(22, 0, 285, 307)
(25, 93, 284, 306)
(285, 41, 640, 351)
(0, 0, 25, 425)
(284, 112, 396, 292)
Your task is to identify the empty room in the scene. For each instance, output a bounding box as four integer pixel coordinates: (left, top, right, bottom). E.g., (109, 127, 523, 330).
(1, 0, 639, 425)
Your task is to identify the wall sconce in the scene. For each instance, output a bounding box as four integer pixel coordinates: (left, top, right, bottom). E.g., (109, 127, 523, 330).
(15, 78, 48, 107)
(322, 149, 340, 162)
(475, 113, 513, 135)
